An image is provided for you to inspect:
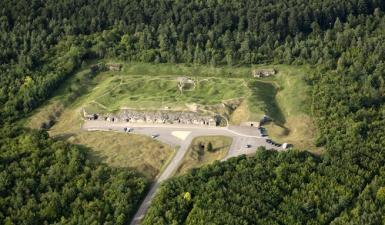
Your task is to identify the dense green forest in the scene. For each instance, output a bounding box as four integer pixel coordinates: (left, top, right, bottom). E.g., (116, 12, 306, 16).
(1, 0, 385, 224)
(0, 126, 148, 224)
(1, 0, 384, 122)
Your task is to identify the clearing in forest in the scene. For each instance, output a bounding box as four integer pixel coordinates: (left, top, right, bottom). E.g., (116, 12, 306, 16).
(25, 62, 320, 179)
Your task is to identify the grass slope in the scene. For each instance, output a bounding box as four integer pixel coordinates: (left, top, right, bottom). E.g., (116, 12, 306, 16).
(67, 131, 175, 180)
(87, 76, 248, 112)
(260, 65, 319, 152)
(121, 62, 251, 78)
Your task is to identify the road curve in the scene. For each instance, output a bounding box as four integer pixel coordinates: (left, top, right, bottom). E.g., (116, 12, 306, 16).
(81, 121, 282, 225)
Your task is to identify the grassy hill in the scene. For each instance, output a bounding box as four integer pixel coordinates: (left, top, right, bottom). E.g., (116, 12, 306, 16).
(83, 75, 248, 112)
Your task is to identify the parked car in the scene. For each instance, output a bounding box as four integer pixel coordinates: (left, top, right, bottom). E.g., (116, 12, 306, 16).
(151, 134, 159, 138)
(124, 127, 133, 132)
(244, 144, 252, 148)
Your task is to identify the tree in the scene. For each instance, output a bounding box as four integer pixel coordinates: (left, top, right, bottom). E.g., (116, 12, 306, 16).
(207, 142, 213, 152)
(376, 187, 385, 203)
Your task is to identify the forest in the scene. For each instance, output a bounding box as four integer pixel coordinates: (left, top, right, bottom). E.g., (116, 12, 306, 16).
(0, 126, 148, 224)
(1, 0, 385, 224)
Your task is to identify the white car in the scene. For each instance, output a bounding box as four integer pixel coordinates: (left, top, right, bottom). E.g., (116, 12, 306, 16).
(151, 134, 159, 138)
(123, 127, 133, 132)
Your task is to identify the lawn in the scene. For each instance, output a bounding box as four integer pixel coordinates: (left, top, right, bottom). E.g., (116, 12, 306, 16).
(175, 136, 232, 176)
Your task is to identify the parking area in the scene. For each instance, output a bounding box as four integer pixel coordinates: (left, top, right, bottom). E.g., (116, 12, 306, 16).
(82, 120, 285, 225)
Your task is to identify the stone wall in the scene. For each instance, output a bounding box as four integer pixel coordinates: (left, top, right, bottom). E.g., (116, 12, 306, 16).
(85, 109, 218, 126)
(252, 68, 277, 78)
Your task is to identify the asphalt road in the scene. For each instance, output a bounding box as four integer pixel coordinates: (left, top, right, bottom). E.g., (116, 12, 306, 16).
(82, 121, 282, 225)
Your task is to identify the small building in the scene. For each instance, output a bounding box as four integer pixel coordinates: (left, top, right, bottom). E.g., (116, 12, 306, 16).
(106, 63, 122, 71)
(177, 76, 195, 91)
(252, 68, 277, 78)
(83, 109, 98, 120)
(208, 118, 216, 126)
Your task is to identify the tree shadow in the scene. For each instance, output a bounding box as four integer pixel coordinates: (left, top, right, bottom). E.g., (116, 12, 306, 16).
(265, 121, 291, 136)
(51, 132, 77, 141)
(212, 144, 232, 152)
(248, 80, 286, 124)
(77, 143, 151, 179)
(52, 132, 150, 179)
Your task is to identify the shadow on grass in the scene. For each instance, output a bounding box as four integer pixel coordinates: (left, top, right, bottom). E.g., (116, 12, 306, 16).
(71, 143, 151, 221)
(51, 132, 77, 141)
(193, 144, 231, 153)
(85, 142, 151, 178)
(52, 132, 153, 180)
(248, 80, 286, 124)
(265, 121, 291, 136)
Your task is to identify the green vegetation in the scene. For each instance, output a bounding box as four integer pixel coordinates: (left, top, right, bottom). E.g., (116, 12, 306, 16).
(331, 167, 385, 225)
(27, 61, 318, 154)
(143, 149, 318, 225)
(64, 131, 175, 180)
(1, 0, 385, 224)
(26, 67, 175, 180)
(143, 10, 385, 225)
(176, 136, 232, 176)
(85, 74, 249, 112)
(255, 65, 318, 151)
(247, 80, 284, 122)
(121, 62, 251, 78)
(0, 127, 148, 225)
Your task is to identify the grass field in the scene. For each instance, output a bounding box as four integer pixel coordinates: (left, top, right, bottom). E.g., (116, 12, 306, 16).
(65, 131, 175, 180)
(85, 75, 249, 112)
(175, 136, 232, 176)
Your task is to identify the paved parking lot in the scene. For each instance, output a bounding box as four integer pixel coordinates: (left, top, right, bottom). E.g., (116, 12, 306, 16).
(82, 120, 283, 225)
